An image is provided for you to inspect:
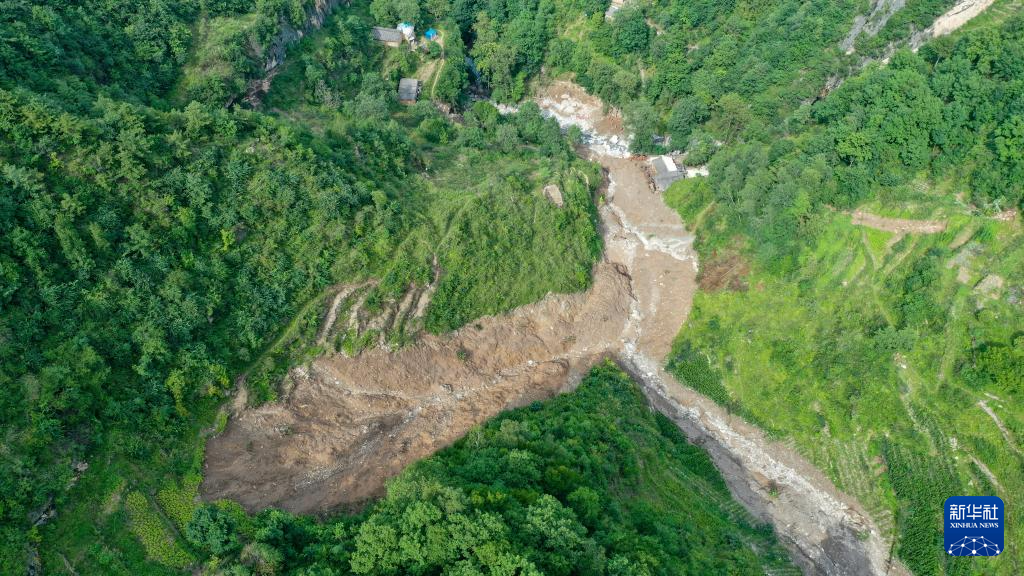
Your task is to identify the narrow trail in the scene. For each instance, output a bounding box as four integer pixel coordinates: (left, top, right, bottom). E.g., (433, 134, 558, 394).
(849, 210, 947, 234)
(979, 399, 1022, 456)
(204, 80, 905, 575)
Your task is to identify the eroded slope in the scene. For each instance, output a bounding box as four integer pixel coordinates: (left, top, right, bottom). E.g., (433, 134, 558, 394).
(204, 80, 904, 575)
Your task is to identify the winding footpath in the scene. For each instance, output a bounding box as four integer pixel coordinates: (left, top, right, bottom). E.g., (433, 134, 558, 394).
(204, 81, 907, 575)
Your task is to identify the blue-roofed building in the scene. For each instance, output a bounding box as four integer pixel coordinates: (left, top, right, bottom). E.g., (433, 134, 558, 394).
(425, 28, 439, 40)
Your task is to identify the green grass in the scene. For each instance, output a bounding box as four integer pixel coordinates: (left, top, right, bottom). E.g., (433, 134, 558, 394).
(171, 13, 258, 105)
(859, 177, 963, 220)
(958, 0, 1024, 34)
(418, 155, 602, 332)
(124, 491, 194, 570)
(257, 5, 604, 337)
(862, 226, 894, 265)
(37, 399, 219, 575)
(156, 474, 202, 532)
(670, 195, 1024, 574)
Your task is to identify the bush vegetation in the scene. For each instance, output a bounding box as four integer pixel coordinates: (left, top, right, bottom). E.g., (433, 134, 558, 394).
(124, 491, 195, 569)
(1, 1, 601, 571)
(5, 0, 1024, 573)
(661, 12, 1024, 573)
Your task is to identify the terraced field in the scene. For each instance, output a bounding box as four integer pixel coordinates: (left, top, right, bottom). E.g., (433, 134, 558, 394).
(668, 190, 1024, 573)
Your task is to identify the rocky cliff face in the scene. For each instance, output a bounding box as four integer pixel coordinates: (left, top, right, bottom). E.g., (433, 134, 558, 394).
(243, 0, 346, 106)
(840, 0, 907, 54)
(822, 0, 995, 99)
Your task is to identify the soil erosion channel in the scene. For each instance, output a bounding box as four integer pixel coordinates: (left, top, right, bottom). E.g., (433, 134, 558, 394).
(204, 81, 904, 575)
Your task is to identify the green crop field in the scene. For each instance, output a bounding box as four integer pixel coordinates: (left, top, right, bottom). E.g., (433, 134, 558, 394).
(671, 198, 1023, 575)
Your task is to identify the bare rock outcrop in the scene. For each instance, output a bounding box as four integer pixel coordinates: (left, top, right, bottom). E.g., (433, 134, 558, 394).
(841, 0, 907, 54)
(238, 0, 347, 107)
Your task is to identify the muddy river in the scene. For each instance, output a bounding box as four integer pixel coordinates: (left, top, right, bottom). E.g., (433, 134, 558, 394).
(203, 81, 905, 575)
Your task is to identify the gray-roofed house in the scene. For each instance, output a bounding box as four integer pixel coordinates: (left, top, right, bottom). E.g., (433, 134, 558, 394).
(651, 155, 683, 191)
(398, 78, 421, 104)
(373, 26, 403, 47)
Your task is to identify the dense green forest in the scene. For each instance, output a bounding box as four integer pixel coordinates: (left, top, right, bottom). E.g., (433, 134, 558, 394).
(4, 0, 1024, 573)
(0, 0, 603, 571)
(659, 6, 1024, 576)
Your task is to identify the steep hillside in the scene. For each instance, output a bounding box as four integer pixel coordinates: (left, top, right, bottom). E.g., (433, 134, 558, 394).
(0, 1, 600, 572)
(665, 10, 1024, 576)
(3, 0, 1022, 574)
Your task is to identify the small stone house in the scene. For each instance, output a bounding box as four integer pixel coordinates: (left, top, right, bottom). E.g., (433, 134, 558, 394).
(372, 27, 403, 47)
(398, 78, 421, 104)
(651, 155, 683, 191)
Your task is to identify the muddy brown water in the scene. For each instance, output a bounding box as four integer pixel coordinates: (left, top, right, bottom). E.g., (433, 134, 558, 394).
(203, 81, 906, 575)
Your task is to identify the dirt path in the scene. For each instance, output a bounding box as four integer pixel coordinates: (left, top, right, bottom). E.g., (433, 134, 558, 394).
(204, 80, 905, 575)
(911, 0, 997, 47)
(850, 209, 947, 234)
(979, 399, 1022, 456)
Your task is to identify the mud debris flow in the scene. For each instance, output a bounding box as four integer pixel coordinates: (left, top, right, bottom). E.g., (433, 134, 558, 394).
(204, 80, 905, 575)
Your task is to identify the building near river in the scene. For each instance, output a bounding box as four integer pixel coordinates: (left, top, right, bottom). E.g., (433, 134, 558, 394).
(650, 155, 709, 190)
(398, 22, 415, 42)
(651, 155, 682, 191)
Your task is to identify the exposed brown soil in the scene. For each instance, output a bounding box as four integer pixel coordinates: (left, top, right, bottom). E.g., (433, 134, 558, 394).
(994, 208, 1019, 222)
(542, 183, 564, 207)
(698, 250, 751, 292)
(850, 209, 947, 234)
(917, 0, 997, 42)
(202, 261, 633, 511)
(204, 80, 907, 575)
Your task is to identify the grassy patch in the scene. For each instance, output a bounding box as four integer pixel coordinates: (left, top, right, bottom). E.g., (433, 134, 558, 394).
(172, 13, 258, 105)
(124, 491, 194, 570)
(671, 204, 1024, 573)
(156, 474, 202, 532)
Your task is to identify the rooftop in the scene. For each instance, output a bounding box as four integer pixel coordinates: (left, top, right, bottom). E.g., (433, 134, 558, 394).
(652, 155, 678, 175)
(372, 27, 403, 43)
(398, 78, 421, 102)
(651, 156, 683, 191)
